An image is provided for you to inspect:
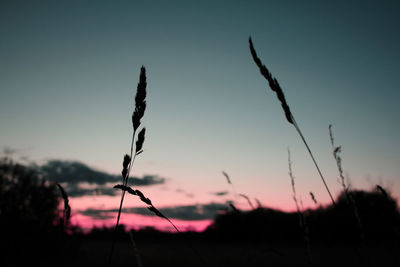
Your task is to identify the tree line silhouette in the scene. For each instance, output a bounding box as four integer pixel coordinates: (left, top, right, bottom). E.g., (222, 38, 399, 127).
(209, 189, 400, 244)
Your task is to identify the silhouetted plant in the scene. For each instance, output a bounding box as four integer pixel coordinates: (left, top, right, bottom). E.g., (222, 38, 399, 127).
(108, 67, 205, 266)
(329, 124, 364, 244)
(249, 37, 335, 205)
(376, 184, 388, 199)
(222, 171, 237, 201)
(0, 157, 67, 266)
(288, 149, 312, 265)
(239, 193, 255, 210)
(334, 189, 399, 244)
(0, 157, 62, 231)
(56, 183, 71, 231)
(113, 184, 180, 232)
(108, 66, 148, 267)
(211, 188, 400, 244)
(222, 171, 255, 210)
(309, 192, 318, 205)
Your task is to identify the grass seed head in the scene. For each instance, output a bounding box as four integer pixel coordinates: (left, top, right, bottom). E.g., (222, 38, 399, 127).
(135, 128, 146, 154)
(114, 184, 137, 195)
(123, 154, 131, 169)
(56, 183, 71, 222)
(310, 192, 318, 205)
(148, 206, 166, 219)
(376, 185, 388, 199)
(135, 189, 152, 205)
(249, 37, 293, 124)
(132, 66, 147, 131)
(222, 171, 231, 184)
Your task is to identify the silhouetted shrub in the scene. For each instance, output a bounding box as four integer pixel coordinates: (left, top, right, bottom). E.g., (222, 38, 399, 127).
(0, 157, 66, 266)
(210, 189, 400, 245)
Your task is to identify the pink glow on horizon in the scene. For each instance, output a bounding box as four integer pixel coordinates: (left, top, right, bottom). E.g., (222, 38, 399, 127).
(70, 212, 213, 233)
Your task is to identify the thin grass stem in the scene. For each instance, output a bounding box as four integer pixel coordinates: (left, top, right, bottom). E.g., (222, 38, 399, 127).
(292, 121, 336, 205)
(108, 131, 138, 267)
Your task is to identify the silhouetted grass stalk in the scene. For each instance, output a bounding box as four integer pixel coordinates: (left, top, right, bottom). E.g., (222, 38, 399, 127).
(309, 191, 318, 205)
(249, 37, 335, 206)
(222, 171, 239, 205)
(288, 149, 312, 266)
(239, 194, 255, 210)
(329, 125, 364, 243)
(56, 183, 71, 231)
(222, 171, 255, 210)
(108, 67, 206, 266)
(108, 66, 147, 267)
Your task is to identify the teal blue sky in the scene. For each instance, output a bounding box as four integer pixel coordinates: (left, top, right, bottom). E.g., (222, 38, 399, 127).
(1, 0, 399, 210)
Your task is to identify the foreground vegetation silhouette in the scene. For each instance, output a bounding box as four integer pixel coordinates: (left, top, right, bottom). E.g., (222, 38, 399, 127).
(1, 157, 399, 266)
(0, 157, 77, 266)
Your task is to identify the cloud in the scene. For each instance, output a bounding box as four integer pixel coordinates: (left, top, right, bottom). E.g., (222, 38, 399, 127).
(80, 208, 114, 220)
(79, 202, 228, 221)
(61, 183, 118, 197)
(175, 188, 195, 198)
(132, 175, 165, 186)
(41, 160, 114, 184)
(3, 146, 16, 155)
(212, 191, 229, 196)
(153, 203, 227, 220)
(39, 160, 165, 197)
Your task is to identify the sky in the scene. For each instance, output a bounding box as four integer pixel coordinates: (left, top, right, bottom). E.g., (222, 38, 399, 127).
(1, 0, 400, 231)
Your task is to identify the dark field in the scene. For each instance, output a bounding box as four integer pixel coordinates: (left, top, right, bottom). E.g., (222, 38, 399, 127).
(61, 234, 400, 267)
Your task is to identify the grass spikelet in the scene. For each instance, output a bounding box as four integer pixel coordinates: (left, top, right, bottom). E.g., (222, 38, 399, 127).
(376, 184, 388, 199)
(249, 38, 293, 124)
(147, 206, 166, 219)
(132, 66, 147, 132)
(135, 128, 146, 155)
(56, 182, 71, 228)
(309, 192, 318, 205)
(135, 189, 152, 205)
(239, 193, 255, 210)
(114, 185, 179, 231)
(222, 171, 231, 184)
(222, 171, 256, 210)
(113, 184, 137, 195)
(121, 154, 131, 180)
(222, 171, 238, 204)
(123, 154, 131, 169)
(249, 37, 335, 206)
(329, 124, 364, 244)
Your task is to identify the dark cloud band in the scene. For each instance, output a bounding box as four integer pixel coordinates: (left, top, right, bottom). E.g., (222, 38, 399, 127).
(38, 160, 165, 197)
(79, 202, 227, 221)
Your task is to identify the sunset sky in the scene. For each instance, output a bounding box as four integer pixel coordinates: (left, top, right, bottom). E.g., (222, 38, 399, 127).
(1, 0, 399, 231)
